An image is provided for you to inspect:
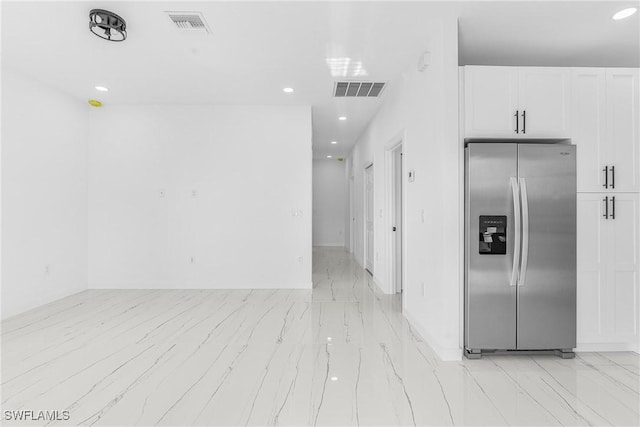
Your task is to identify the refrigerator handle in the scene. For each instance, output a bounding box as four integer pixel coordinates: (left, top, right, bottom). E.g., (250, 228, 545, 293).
(510, 178, 521, 287)
(518, 177, 529, 287)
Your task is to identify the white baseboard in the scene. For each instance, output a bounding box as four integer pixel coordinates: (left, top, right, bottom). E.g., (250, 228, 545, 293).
(88, 282, 313, 290)
(576, 342, 639, 352)
(404, 309, 462, 361)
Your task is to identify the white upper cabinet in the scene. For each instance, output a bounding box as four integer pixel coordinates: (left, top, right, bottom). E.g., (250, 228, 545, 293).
(464, 67, 518, 137)
(606, 69, 639, 192)
(572, 68, 639, 192)
(572, 68, 607, 192)
(518, 68, 572, 138)
(463, 66, 571, 139)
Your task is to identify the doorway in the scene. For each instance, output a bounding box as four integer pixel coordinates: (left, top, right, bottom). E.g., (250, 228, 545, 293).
(392, 145, 403, 293)
(364, 163, 374, 274)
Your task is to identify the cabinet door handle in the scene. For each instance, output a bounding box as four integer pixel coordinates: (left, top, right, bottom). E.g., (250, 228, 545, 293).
(603, 196, 609, 219)
(514, 110, 519, 134)
(611, 196, 616, 220)
(610, 165, 615, 189)
(521, 110, 526, 134)
(603, 166, 609, 188)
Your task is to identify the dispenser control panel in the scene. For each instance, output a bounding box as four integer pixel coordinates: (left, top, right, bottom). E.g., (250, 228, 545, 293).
(479, 216, 507, 255)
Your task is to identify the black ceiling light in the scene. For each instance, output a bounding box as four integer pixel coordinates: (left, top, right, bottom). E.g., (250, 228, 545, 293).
(89, 9, 127, 42)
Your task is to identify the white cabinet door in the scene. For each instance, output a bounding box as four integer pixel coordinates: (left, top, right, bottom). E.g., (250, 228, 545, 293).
(464, 66, 518, 138)
(606, 69, 640, 192)
(518, 67, 571, 138)
(572, 69, 607, 192)
(576, 194, 608, 344)
(577, 193, 639, 347)
(607, 193, 639, 343)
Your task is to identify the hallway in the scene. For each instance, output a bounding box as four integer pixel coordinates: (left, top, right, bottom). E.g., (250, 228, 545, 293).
(2, 247, 639, 426)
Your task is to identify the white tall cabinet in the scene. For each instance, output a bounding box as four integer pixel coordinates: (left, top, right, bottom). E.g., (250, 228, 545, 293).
(572, 68, 640, 351)
(462, 66, 640, 353)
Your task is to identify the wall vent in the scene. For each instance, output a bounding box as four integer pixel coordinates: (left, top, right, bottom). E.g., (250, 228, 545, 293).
(165, 11, 211, 34)
(334, 81, 386, 97)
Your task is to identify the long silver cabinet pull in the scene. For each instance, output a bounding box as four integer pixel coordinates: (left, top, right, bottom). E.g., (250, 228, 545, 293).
(510, 177, 521, 287)
(603, 166, 609, 188)
(611, 196, 616, 220)
(603, 196, 609, 220)
(514, 110, 519, 134)
(518, 177, 529, 287)
(611, 166, 615, 189)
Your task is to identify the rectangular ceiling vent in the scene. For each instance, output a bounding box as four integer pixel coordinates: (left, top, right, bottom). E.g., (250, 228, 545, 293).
(334, 81, 386, 97)
(165, 11, 211, 34)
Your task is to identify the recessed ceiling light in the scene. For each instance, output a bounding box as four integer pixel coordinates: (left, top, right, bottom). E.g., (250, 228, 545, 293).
(283, 87, 294, 93)
(338, 116, 347, 121)
(327, 155, 333, 158)
(613, 7, 637, 20)
(330, 376, 338, 381)
(95, 86, 109, 92)
(331, 141, 337, 145)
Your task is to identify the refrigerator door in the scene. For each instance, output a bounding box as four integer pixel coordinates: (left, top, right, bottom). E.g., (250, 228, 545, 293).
(465, 143, 518, 350)
(517, 144, 576, 349)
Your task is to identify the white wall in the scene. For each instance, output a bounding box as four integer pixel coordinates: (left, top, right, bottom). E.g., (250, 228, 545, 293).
(88, 105, 312, 289)
(1, 68, 88, 319)
(313, 159, 347, 247)
(349, 16, 461, 360)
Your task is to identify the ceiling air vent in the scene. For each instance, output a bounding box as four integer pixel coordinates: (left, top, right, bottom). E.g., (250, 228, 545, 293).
(165, 11, 211, 34)
(334, 81, 386, 97)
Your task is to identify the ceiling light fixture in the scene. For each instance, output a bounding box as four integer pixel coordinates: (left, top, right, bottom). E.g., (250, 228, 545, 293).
(338, 116, 347, 121)
(95, 86, 109, 92)
(331, 141, 337, 145)
(613, 7, 637, 20)
(330, 376, 338, 381)
(327, 155, 333, 158)
(89, 9, 127, 41)
(283, 87, 294, 93)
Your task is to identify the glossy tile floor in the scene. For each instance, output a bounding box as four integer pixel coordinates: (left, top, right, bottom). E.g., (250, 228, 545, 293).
(2, 247, 639, 426)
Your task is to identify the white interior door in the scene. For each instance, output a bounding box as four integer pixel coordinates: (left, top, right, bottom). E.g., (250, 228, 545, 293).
(393, 147, 403, 293)
(365, 164, 374, 273)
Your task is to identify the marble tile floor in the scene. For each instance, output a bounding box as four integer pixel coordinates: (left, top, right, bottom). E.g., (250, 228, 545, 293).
(1, 246, 639, 426)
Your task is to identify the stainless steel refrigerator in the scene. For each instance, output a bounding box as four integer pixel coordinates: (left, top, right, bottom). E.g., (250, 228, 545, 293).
(464, 143, 576, 359)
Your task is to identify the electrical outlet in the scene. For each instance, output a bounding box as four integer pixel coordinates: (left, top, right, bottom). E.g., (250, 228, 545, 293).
(297, 256, 303, 264)
(159, 189, 166, 198)
(191, 190, 197, 198)
(45, 265, 50, 275)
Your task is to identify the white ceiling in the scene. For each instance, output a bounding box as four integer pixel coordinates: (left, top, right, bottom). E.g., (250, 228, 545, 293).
(3, 1, 639, 159)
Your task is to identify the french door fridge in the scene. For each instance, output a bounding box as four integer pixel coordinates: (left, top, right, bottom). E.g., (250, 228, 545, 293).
(464, 143, 576, 358)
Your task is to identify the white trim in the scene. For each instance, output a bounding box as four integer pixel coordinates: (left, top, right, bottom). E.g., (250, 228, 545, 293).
(363, 162, 374, 275)
(576, 342, 640, 352)
(404, 309, 463, 361)
(383, 133, 405, 296)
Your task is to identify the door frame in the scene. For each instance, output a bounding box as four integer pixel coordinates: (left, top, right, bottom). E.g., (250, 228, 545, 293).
(384, 131, 406, 298)
(363, 162, 374, 274)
